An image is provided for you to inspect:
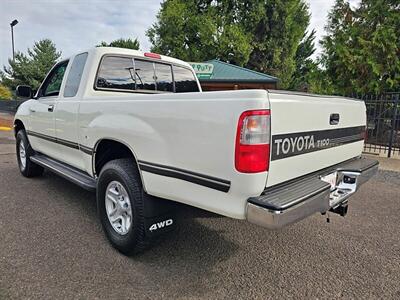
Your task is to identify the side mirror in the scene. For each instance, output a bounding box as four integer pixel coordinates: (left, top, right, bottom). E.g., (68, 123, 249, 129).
(16, 85, 33, 98)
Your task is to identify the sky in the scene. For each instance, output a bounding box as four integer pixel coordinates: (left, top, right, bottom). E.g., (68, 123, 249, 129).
(0, 0, 360, 69)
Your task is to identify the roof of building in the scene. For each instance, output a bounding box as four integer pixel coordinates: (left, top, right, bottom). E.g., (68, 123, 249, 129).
(199, 59, 279, 83)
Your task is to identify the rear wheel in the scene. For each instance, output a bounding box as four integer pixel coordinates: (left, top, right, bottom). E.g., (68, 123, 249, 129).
(104, 180, 133, 235)
(97, 158, 150, 255)
(16, 130, 44, 177)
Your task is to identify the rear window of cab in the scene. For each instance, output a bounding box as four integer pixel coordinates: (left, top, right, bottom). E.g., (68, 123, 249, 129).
(95, 55, 199, 93)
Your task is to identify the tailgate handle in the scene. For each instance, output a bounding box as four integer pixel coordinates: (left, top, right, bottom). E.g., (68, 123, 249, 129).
(330, 113, 340, 125)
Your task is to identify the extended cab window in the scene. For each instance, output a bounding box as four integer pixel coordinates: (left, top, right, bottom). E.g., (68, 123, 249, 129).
(40, 61, 69, 97)
(154, 62, 173, 92)
(173, 65, 199, 93)
(134, 59, 156, 91)
(64, 52, 88, 97)
(96, 56, 197, 93)
(96, 56, 135, 91)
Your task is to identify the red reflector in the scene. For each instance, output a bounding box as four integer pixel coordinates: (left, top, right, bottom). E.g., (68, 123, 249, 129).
(144, 52, 161, 59)
(235, 144, 270, 173)
(235, 110, 271, 173)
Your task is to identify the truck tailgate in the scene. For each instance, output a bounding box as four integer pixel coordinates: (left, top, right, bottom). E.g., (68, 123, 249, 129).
(267, 91, 366, 187)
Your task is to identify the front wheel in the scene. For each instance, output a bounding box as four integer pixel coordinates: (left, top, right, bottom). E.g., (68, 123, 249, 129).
(97, 158, 150, 255)
(16, 130, 44, 177)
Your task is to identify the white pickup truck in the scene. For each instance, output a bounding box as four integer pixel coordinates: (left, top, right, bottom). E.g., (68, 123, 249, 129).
(14, 47, 378, 255)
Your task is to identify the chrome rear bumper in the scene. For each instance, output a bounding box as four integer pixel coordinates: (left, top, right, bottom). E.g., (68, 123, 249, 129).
(246, 157, 379, 229)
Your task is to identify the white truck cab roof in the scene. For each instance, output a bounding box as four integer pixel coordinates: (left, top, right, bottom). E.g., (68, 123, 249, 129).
(78, 47, 192, 69)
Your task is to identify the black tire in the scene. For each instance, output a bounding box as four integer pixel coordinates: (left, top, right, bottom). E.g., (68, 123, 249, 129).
(97, 158, 150, 255)
(16, 130, 44, 177)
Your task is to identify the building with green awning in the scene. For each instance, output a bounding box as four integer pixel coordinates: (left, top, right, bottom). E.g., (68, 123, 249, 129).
(190, 59, 279, 91)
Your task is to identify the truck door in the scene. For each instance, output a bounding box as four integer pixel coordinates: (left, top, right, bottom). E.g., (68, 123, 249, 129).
(53, 52, 88, 170)
(28, 60, 69, 159)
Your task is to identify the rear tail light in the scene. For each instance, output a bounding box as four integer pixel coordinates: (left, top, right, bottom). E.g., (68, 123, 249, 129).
(235, 110, 271, 173)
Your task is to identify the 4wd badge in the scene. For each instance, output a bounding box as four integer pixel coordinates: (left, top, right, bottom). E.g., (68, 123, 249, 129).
(149, 219, 174, 232)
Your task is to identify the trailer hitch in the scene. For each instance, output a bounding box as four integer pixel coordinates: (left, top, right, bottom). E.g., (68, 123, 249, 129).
(330, 200, 348, 217)
(322, 200, 348, 223)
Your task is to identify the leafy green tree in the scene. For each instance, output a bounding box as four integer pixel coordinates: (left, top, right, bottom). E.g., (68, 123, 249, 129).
(97, 38, 140, 50)
(320, 0, 399, 94)
(320, 0, 360, 95)
(307, 67, 336, 95)
(0, 84, 12, 100)
(0, 39, 61, 91)
(288, 29, 318, 91)
(146, 0, 252, 66)
(242, 0, 311, 88)
(147, 0, 311, 88)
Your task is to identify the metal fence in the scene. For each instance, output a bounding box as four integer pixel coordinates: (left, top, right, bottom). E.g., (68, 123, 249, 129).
(355, 92, 400, 158)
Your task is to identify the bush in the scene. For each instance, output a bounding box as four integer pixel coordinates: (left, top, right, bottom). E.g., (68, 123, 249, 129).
(0, 84, 12, 100)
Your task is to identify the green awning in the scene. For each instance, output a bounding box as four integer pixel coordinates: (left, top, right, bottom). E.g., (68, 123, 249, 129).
(195, 59, 278, 83)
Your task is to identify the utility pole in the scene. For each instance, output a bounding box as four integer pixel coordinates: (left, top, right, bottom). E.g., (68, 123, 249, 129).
(10, 19, 19, 62)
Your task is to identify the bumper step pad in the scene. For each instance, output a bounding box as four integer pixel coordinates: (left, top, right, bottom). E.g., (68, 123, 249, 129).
(246, 157, 378, 229)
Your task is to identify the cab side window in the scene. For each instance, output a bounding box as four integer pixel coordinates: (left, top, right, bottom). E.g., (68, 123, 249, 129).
(64, 53, 88, 97)
(40, 61, 69, 97)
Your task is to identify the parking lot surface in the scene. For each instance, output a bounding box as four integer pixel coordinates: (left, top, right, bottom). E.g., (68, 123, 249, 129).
(0, 130, 399, 299)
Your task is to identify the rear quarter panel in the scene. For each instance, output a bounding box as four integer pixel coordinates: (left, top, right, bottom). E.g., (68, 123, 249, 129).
(78, 90, 270, 218)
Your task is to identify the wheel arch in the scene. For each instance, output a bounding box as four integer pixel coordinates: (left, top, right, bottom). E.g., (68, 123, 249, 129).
(13, 119, 25, 136)
(92, 138, 147, 191)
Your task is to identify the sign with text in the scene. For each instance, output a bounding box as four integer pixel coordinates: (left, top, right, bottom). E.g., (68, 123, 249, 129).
(190, 63, 214, 79)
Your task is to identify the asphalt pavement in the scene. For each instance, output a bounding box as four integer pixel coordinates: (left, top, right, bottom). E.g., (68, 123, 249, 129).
(0, 130, 399, 299)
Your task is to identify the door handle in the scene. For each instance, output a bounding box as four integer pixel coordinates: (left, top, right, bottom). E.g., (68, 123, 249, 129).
(29, 108, 36, 113)
(330, 113, 340, 125)
(48, 105, 54, 112)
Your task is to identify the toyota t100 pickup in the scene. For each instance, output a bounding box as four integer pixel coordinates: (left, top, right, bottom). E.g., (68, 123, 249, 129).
(14, 48, 378, 255)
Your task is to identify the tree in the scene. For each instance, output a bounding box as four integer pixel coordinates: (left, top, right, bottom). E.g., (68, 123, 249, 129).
(0, 39, 61, 91)
(320, 0, 400, 94)
(0, 84, 12, 100)
(306, 66, 336, 95)
(146, 0, 252, 66)
(242, 0, 311, 88)
(97, 38, 140, 50)
(147, 0, 311, 88)
(288, 29, 318, 91)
